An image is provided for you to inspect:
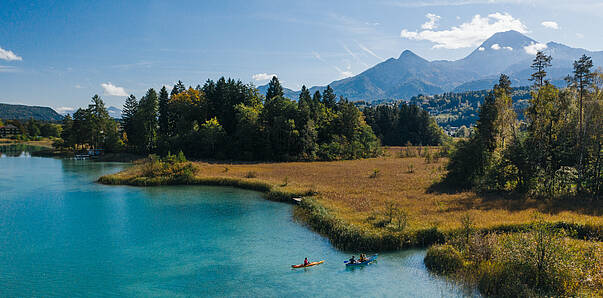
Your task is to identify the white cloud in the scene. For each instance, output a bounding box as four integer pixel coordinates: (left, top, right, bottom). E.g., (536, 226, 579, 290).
(541, 21, 559, 29)
(55, 107, 75, 115)
(0, 47, 22, 61)
(400, 12, 528, 49)
(576, 33, 584, 38)
(252, 73, 277, 81)
(339, 71, 353, 78)
(523, 42, 547, 55)
(492, 44, 513, 51)
(478, 47, 485, 51)
(101, 82, 128, 97)
(421, 13, 441, 30)
(355, 41, 384, 60)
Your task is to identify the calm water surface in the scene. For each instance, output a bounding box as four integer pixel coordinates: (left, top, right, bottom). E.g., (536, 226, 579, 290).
(0, 152, 476, 297)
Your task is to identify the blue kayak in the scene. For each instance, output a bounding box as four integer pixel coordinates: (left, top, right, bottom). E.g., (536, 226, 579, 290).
(345, 254, 378, 266)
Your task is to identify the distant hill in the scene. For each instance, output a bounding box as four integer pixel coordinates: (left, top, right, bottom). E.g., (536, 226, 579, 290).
(107, 106, 122, 119)
(0, 103, 63, 121)
(273, 30, 602, 102)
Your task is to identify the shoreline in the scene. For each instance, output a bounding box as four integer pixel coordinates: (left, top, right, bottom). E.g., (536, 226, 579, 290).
(98, 163, 602, 251)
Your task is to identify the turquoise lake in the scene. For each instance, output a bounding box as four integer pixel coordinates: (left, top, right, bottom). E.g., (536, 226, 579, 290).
(0, 150, 476, 297)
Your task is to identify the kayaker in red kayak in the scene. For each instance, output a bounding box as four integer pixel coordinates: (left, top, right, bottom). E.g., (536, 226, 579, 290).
(304, 257, 309, 266)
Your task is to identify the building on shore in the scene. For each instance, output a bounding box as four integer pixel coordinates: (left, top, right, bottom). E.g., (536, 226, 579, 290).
(0, 124, 20, 137)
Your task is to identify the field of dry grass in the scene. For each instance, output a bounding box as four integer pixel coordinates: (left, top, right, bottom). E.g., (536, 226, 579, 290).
(0, 138, 54, 148)
(105, 147, 602, 234)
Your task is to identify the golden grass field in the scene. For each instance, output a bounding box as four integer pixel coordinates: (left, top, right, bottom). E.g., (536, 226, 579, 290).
(0, 138, 54, 148)
(106, 147, 602, 234)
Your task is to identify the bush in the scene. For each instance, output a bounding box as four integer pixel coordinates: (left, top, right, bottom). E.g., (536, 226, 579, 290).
(245, 171, 258, 178)
(424, 244, 464, 274)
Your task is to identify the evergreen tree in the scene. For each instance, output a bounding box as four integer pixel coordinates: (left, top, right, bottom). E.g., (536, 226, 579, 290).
(322, 85, 337, 110)
(137, 89, 159, 153)
(60, 114, 75, 149)
(569, 55, 594, 191)
(265, 76, 283, 101)
(158, 86, 170, 138)
(170, 80, 186, 96)
(122, 94, 139, 150)
(529, 51, 552, 88)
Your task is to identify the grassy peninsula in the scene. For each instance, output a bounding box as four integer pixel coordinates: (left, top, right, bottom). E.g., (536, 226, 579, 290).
(99, 147, 601, 247)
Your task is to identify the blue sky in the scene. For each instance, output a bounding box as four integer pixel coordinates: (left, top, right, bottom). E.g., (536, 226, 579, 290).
(1, 0, 602, 112)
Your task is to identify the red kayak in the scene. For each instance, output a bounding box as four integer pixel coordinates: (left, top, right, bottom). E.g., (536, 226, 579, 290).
(291, 260, 324, 268)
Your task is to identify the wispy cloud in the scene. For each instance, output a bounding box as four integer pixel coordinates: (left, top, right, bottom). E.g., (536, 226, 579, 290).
(101, 82, 128, 97)
(342, 44, 369, 67)
(541, 21, 559, 29)
(0, 47, 22, 61)
(523, 42, 547, 55)
(355, 41, 384, 60)
(312, 51, 354, 79)
(421, 13, 441, 30)
(0, 65, 18, 73)
(252, 73, 277, 81)
(401, 12, 528, 49)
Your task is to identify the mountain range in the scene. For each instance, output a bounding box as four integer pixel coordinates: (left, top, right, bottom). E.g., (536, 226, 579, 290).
(260, 30, 603, 101)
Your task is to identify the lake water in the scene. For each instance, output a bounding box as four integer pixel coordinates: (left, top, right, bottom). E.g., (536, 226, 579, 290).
(0, 151, 477, 297)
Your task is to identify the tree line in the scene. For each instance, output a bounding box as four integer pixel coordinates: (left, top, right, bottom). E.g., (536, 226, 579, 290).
(446, 52, 602, 198)
(57, 76, 447, 161)
(0, 118, 61, 140)
(363, 103, 446, 146)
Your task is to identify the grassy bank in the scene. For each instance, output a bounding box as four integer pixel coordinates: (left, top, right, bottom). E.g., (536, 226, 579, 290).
(98, 147, 602, 251)
(0, 137, 55, 148)
(424, 219, 602, 296)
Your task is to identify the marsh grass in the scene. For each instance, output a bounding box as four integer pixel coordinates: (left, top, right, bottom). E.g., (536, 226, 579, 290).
(426, 217, 603, 296)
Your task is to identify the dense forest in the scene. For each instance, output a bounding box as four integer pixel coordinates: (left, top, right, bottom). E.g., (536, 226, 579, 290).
(408, 87, 532, 129)
(56, 77, 447, 161)
(446, 52, 602, 198)
(363, 103, 446, 146)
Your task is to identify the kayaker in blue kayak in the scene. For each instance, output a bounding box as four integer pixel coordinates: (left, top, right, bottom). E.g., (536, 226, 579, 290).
(348, 256, 356, 264)
(359, 254, 367, 262)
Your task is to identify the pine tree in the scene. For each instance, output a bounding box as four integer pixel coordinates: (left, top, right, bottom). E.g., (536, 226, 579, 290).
(138, 89, 159, 153)
(170, 80, 186, 96)
(322, 85, 337, 110)
(571, 55, 594, 143)
(298, 85, 312, 125)
(265, 76, 283, 101)
(122, 94, 139, 150)
(60, 114, 75, 149)
(158, 86, 169, 138)
(529, 51, 552, 88)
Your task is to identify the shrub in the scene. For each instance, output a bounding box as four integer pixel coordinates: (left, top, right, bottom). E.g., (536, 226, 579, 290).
(407, 164, 414, 173)
(245, 171, 258, 178)
(424, 244, 464, 274)
(369, 169, 380, 178)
